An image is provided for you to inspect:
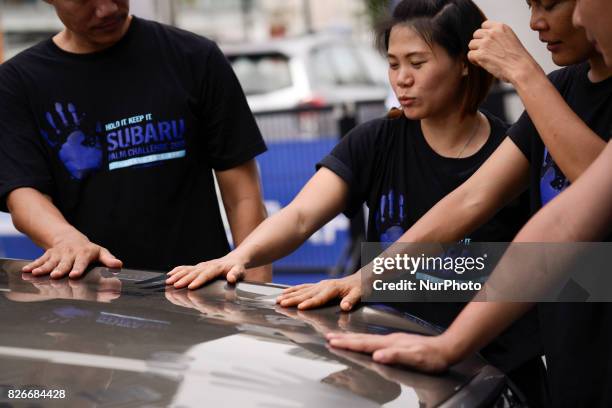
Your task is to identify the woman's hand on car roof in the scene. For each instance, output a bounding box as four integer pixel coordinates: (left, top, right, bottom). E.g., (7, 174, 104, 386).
(326, 331, 455, 374)
(166, 255, 248, 289)
(276, 272, 362, 311)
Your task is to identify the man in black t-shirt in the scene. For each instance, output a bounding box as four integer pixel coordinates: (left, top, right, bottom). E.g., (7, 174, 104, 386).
(0, 1, 270, 280)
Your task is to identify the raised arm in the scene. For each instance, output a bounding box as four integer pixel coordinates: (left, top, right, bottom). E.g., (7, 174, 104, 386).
(7, 187, 123, 279)
(469, 20, 607, 182)
(166, 168, 349, 289)
(328, 141, 612, 371)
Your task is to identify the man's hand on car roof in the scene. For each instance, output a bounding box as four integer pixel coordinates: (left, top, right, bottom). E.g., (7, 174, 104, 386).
(22, 231, 123, 280)
(326, 331, 454, 374)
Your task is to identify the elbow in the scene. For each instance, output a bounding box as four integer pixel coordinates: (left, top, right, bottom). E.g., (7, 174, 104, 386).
(456, 188, 489, 226)
(7, 205, 27, 235)
(5, 194, 25, 234)
(11, 217, 26, 234)
(7, 209, 28, 235)
(294, 208, 311, 241)
(448, 186, 502, 238)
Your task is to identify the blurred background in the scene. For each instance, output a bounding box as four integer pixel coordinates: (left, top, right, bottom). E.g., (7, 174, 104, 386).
(0, 0, 557, 284)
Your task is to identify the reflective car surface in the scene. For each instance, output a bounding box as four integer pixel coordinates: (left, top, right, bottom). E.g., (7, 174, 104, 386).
(0, 258, 522, 407)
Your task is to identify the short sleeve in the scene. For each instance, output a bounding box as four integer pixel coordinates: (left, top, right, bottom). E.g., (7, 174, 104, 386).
(198, 43, 267, 170)
(317, 120, 381, 217)
(0, 63, 54, 212)
(507, 110, 536, 162)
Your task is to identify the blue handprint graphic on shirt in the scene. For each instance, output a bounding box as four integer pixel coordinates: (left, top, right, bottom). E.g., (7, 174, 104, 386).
(40, 102, 103, 180)
(540, 148, 569, 206)
(375, 190, 407, 243)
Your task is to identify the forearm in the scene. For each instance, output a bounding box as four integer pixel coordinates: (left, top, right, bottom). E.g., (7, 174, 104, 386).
(224, 197, 271, 281)
(7, 188, 85, 249)
(440, 301, 534, 364)
(225, 196, 267, 246)
(229, 204, 322, 269)
(400, 188, 498, 243)
(469, 22, 604, 181)
(402, 140, 530, 245)
(439, 168, 606, 361)
(512, 67, 606, 182)
(443, 144, 612, 361)
(219, 166, 346, 275)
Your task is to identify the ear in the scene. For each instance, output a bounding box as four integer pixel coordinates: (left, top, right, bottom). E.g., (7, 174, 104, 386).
(461, 60, 469, 77)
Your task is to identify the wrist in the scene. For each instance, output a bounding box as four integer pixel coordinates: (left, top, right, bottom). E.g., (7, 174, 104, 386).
(508, 59, 545, 88)
(435, 331, 470, 366)
(225, 250, 251, 268)
(50, 228, 88, 247)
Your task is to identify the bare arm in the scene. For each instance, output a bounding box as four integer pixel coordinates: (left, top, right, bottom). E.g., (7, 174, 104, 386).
(330, 141, 612, 370)
(437, 142, 612, 363)
(400, 138, 529, 243)
(469, 20, 606, 182)
(216, 159, 271, 282)
(167, 168, 349, 288)
(511, 67, 605, 182)
(7, 187, 122, 278)
(231, 167, 348, 267)
(277, 138, 530, 310)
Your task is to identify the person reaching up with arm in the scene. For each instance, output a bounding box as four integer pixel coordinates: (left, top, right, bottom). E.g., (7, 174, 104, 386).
(276, 0, 612, 311)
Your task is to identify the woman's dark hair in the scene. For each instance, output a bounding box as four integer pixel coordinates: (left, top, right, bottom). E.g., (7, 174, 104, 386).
(376, 0, 493, 117)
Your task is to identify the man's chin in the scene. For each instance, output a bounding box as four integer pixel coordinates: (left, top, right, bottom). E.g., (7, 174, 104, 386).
(89, 15, 131, 44)
(86, 32, 126, 50)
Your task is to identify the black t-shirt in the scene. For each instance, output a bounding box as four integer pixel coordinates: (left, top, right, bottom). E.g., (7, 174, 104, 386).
(508, 62, 612, 212)
(319, 112, 542, 372)
(319, 111, 526, 243)
(0, 17, 267, 271)
(509, 63, 612, 407)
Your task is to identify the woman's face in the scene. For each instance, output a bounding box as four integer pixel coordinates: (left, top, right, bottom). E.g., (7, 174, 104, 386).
(388, 25, 466, 120)
(573, 0, 612, 66)
(528, 0, 594, 65)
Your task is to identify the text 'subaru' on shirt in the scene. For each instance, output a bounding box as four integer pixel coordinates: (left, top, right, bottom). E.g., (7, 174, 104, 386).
(0, 17, 267, 271)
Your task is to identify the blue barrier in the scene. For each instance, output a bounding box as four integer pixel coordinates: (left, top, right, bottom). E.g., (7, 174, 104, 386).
(0, 236, 43, 260)
(0, 139, 349, 274)
(258, 139, 349, 271)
